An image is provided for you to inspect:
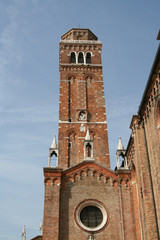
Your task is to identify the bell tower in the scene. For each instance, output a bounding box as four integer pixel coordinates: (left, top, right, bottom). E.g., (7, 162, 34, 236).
(30, 28, 160, 240)
(58, 28, 110, 169)
(42, 29, 134, 240)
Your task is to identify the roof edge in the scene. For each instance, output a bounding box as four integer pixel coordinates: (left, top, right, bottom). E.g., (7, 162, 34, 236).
(61, 28, 98, 40)
(63, 160, 116, 175)
(157, 29, 160, 40)
(138, 43, 160, 116)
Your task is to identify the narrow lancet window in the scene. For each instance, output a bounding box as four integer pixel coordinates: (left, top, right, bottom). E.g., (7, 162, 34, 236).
(86, 52, 91, 64)
(86, 143, 92, 157)
(71, 52, 76, 63)
(78, 52, 84, 63)
(84, 128, 94, 160)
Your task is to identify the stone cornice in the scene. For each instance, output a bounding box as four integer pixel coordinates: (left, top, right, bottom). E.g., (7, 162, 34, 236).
(43, 167, 63, 176)
(129, 115, 140, 130)
(60, 63, 102, 67)
(63, 160, 116, 176)
(60, 40, 102, 44)
(126, 135, 135, 168)
(59, 64, 102, 73)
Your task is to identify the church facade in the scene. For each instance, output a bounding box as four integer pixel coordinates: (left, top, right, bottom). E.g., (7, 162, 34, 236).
(31, 28, 160, 240)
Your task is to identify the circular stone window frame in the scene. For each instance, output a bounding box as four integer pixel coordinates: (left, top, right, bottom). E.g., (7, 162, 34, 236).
(75, 199, 108, 233)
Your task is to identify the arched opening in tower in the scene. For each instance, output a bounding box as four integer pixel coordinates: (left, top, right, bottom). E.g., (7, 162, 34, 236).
(71, 52, 76, 63)
(78, 52, 84, 63)
(86, 52, 91, 64)
(50, 151, 57, 167)
(86, 143, 92, 158)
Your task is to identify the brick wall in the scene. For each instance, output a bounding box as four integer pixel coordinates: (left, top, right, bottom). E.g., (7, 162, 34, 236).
(43, 168, 62, 240)
(58, 163, 134, 240)
(127, 48, 160, 239)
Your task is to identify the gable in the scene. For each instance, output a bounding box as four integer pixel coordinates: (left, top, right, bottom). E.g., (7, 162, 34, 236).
(61, 161, 130, 188)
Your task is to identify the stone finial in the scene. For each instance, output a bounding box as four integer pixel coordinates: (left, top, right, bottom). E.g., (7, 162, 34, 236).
(51, 135, 57, 149)
(84, 128, 94, 160)
(85, 128, 91, 141)
(39, 220, 43, 235)
(48, 135, 58, 167)
(21, 225, 26, 240)
(117, 136, 124, 150)
(116, 137, 128, 169)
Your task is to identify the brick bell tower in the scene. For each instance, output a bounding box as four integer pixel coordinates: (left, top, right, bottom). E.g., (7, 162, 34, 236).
(42, 29, 135, 240)
(58, 28, 110, 169)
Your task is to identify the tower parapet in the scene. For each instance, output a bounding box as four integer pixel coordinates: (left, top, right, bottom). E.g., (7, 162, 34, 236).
(61, 28, 98, 41)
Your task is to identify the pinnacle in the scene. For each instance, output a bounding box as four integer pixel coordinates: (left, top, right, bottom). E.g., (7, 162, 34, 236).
(51, 135, 57, 149)
(117, 136, 124, 150)
(85, 128, 91, 141)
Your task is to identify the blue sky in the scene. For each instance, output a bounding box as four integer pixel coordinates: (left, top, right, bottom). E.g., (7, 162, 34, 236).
(0, 0, 159, 239)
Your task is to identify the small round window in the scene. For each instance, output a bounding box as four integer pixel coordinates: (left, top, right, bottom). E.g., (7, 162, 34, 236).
(75, 200, 108, 232)
(80, 206, 103, 228)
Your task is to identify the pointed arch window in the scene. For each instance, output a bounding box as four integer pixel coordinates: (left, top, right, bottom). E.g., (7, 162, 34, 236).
(86, 52, 91, 64)
(50, 151, 58, 166)
(48, 150, 58, 167)
(78, 52, 84, 63)
(86, 143, 92, 158)
(84, 141, 94, 160)
(71, 52, 76, 63)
